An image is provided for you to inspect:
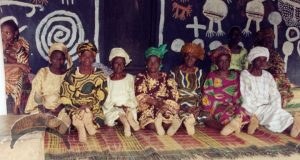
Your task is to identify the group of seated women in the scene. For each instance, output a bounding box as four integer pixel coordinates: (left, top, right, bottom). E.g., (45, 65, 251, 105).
(2, 20, 299, 143)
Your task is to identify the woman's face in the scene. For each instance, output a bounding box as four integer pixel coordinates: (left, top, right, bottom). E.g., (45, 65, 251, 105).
(146, 56, 160, 73)
(229, 29, 241, 44)
(252, 56, 268, 70)
(112, 57, 125, 74)
(79, 50, 95, 67)
(216, 54, 231, 71)
(1, 25, 15, 44)
(50, 50, 66, 69)
(184, 54, 197, 68)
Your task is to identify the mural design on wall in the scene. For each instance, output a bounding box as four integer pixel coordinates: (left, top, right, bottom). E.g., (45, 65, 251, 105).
(192, 38, 204, 48)
(159, 0, 165, 45)
(284, 26, 300, 72)
(209, 40, 222, 51)
(171, 15, 206, 53)
(268, 11, 282, 48)
(297, 40, 300, 57)
(282, 40, 294, 72)
(160, 0, 300, 84)
(203, 0, 228, 37)
(172, 0, 192, 20)
(171, 38, 185, 52)
(61, 0, 75, 5)
(0, 1, 44, 17)
(35, 10, 85, 61)
(242, 0, 265, 36)
(186, 16, 206, 38)
(170, 38, 205, 53)
(285, 27, 300, 42)
(0, 0, 44, 39)
(0, 16, 27, 33)
(31, 0, 48, 5)
(278, 0, 300, 27)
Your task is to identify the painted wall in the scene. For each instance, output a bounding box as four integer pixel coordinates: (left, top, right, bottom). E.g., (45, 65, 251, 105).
(1, 0, 300, 85)
(160, 0, 300, 86)
(0, 0, 156, 74)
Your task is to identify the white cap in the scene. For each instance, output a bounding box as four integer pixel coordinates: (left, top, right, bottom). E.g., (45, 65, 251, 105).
(109, 48, 132, 65)
(247, 46, 269, 64)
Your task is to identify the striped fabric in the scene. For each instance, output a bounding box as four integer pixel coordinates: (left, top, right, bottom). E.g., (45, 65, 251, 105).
(45, 125, 300, 159)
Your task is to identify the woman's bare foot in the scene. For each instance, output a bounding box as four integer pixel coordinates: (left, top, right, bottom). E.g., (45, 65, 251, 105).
(220, 116, 242, 136)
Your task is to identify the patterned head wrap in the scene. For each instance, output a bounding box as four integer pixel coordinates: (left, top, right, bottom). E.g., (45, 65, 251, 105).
(76, 42, 97, 57)
(210, 45, 231, 63)
(49, 43, 73, 69)
(109, 48, 132, 66)
(145, 44, 168, 59)
(181, 43, 205, 60)
(247, 46, 269, 64)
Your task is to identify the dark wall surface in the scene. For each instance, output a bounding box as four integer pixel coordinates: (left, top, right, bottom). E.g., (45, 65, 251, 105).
(1, 0, 299, 85)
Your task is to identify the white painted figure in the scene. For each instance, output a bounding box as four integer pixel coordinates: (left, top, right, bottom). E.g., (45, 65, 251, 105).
(282, 41, 294, 72)
(242, 0, 265, 36)
(268, 11, 282, 49)
(203, 0, 228, 37)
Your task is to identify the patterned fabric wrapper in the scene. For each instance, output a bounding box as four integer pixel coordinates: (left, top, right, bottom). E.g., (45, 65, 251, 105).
(201, 70, 250, 126)
(135, 72, 180, 128)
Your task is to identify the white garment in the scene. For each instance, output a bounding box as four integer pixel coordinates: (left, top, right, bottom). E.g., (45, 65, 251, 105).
(25, 67, 65, 113)
(240, 70, 293, 132)
(103, 74, 138, 126)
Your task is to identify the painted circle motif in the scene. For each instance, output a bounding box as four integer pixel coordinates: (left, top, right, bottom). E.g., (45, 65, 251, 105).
(285, 27, 300, 42)
(35, 10, 85, 61)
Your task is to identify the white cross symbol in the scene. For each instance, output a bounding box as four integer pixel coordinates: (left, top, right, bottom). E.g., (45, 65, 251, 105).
(186, 16, 206, 38)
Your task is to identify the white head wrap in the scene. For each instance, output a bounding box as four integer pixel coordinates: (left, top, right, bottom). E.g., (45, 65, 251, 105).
(49, 43, 72, 69)
(247, 46, 269, 64)
(109, 48, 132, 65)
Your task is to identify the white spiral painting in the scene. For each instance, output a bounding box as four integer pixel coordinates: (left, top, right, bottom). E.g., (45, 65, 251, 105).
(35, 10, 85, 61)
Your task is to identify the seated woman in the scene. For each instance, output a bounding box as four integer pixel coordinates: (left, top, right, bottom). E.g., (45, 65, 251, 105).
(227, 26, 248, 71)
(60, 42, 108, 142)
(24, 43, 72, 133)
(170, 42, 205, 135)
(2, 20, 31, 114)
(240, 46, 300, 137)
(25, 43, 72, 114)
(201, 46, 250, 136)
(103, 48, 140, 137)
(135, 44, 181, 136)
(254, 28, 293, 108)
